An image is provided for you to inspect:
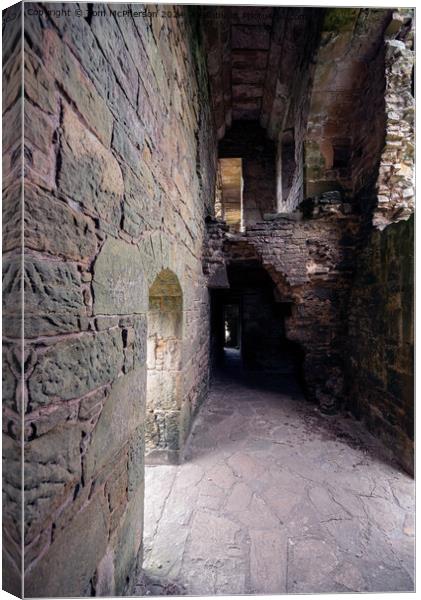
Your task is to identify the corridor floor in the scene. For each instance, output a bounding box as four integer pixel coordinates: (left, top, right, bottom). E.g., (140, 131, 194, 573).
(140, 351, 415, 595)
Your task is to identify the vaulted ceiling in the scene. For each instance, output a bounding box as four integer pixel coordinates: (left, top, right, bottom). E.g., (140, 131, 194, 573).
(202, 7, 392, 148)
(202, 7, 323, 139)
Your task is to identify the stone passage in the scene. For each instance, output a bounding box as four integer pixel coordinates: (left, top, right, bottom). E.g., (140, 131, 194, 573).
(141, 354, 414, 595)
(2, 4, 414, 597)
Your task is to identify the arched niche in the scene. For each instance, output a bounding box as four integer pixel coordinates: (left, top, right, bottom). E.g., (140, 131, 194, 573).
(146, 269, 183, 464)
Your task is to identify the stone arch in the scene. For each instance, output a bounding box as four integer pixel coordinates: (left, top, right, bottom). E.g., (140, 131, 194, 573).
(146, 269, 184, 464)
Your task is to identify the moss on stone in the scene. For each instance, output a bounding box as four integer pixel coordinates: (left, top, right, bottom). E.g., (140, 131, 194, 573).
(323, 8, 360, 32)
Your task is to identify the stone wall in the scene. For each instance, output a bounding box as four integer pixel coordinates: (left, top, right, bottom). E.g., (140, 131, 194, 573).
(2, 3, 23, 597)
(205, 189, 414, 470)
(343, 10, 414, 475)
(2, 5, 415, 596)
(373, 11, 414, 229)
(3, 3, 216, 596)
(219, 122, 276, 226)
(205, 198, 359, 414)
(275, 14, 322, 213)
(351, 28, 386, 202)
(345, 216, 414, 474)
(305, 9, 391, 199)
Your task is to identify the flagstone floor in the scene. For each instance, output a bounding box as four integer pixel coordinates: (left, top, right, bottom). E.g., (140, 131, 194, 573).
(139, 350, 415, 595)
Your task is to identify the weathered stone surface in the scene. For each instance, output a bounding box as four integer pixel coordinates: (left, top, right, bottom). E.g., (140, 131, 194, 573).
(346, 216, 414, 473)
(374, 32, 414, 228)
(24, 185, 97, 261)
(13, 5, 414, 598)
(43, 28, 113, 147)
(2, 25, 21, 117)
(288, 538, 339, 592)
(24, 97, 56, 190)
(113, 482, 144, 594)
(2, 353, 17, 411)
(12, 2, 216, 597)
(28, 402, 79, 438)
(2, 98, 23, 189)
(24, 423, 82, 541)
(133, 317, 147, 366)
(2, 3, 21, 64)
(25, 492, 109, 597)
(19, 258, 85, 338)
(120, 164, 162, 238)
(2, 182, 22, 253)
(128, 424, 145, 498)
(28, 330, 124, 408)
(2, 433, 22, 534)
(24, 99, 55, 155)
(83, 366, 146, 480)
(111, 122, 143, 180)
(2, 547, 21, 599)
(189, 511, 240, 560)
(58, 106, 123, 224)
(3, 96, 22, 153)
(92, 238, 147, 315)
(249, 530, 287, 593)
(143, 364, 414, 594)
(95, 548, 115, 596)
(24, 47, 56, 115)
(90, 12, 139, 109)
(2, 257, 22, 339)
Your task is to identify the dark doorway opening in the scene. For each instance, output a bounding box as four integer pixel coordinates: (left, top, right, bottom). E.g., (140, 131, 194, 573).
(210, 259, 304, 385)
(224, 303, 240, 349)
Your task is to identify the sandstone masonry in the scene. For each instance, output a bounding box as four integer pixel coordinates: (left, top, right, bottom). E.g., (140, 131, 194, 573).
(2, 5, 414, 598)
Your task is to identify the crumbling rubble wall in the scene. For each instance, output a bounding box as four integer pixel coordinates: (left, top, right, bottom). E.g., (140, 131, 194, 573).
(205, 198, 359, 413)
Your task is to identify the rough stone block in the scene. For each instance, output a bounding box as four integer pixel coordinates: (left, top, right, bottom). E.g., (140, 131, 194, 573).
(2, 182, 22, 253)
(111, 122, 143, 179)
(146, 371, 182, 411)
(25, 492, 109, 598)
(58, 106, 123, 225)
(113, 481, 144, 595)
(93, 238, 147, 315)
(2, 354, 17, 411)
(120, 165, 161, 237)
(24, 185, 97, 261)
(24, 46, 56, 115)
(128, 425, 145, 499)
(6, 257, 85, 338)
(28, 330, 124, 408)
(24, 423, 82, 542)
(2, 257, 22, 338)
(42, 28, 113, 147)
(24, 100, 55, 155)
(90, 13, 139, 109)
(29, 402, 78, 437)
(3, 97, 22, 153)
(83, 365, 146, 480)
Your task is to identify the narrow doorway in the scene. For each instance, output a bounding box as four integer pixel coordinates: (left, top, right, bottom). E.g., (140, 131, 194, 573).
(210, 260, 304, 382)
(146, 269, 183, 464)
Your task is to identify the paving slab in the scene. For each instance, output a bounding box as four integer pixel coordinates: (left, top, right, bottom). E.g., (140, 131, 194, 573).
(141, 354, 414, 594)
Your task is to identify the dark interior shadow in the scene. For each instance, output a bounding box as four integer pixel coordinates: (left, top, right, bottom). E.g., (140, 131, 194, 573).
(194, 349, 407, 475)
